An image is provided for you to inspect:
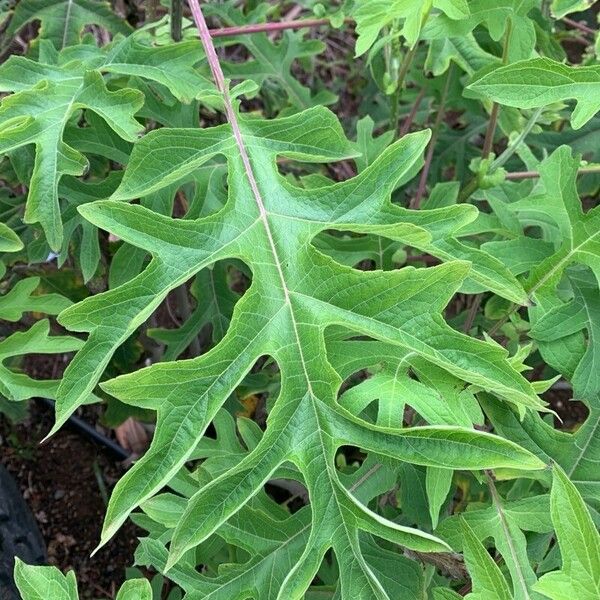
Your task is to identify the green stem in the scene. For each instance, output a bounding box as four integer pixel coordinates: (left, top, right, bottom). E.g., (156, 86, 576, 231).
(174, 284, 201, 357)
(171, 0, 183, 41)
(491, 106, 544, 171)
(390, 44, 418, 137)
(457, 177, 479, 203)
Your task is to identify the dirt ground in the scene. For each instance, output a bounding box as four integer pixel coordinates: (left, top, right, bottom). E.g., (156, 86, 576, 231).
(0, 402, 140, 598)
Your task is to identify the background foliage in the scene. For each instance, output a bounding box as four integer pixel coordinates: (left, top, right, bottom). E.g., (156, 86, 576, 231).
(1, 0, 600, 598)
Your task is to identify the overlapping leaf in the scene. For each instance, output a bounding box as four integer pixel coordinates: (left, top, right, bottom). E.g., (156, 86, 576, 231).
(438, 490, 553, 599)
(0, 275, 71, 320)
(352, 0, 469, 56)
(5, 0, 131, 49)
(206, 2, 335, 112)
(0, 34, 215, 250)
(494, 148, 600, 417)
(423, 0, 537, 61)
(0, 319, 83, 402)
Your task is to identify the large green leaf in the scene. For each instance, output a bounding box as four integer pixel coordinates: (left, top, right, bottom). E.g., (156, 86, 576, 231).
(53, 101, 545, 597)
(467, 58, 600, 129)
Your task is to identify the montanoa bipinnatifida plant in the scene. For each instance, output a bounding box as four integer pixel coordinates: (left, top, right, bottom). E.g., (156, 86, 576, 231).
(1, 0, 600, 598)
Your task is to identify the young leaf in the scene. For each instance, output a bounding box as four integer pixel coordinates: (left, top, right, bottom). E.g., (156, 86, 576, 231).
(467, 58, 600, 129)
(438, 493, 553, 599)
(115, 579, 153, 600)
(533, 464, 600, 600)
(427, 466, 453, 529)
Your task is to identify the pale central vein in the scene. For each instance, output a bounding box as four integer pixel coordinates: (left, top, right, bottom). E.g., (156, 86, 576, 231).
(188, 0, 315, 395)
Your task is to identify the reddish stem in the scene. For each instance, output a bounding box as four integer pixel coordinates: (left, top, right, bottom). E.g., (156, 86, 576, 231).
(209, 17, 333, 38)
(412, 66, 453, 209)
(505, 165, 600, 180)
(563, 16, 596, 37)
(481, 102, 499, 159)
(399, 88, 426, 137)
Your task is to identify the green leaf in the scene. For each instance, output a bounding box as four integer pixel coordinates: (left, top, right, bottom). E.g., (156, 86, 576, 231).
(530, 270, 600, 400)
(353, 0, 433, 56)
(115, 579, 153, 600)
(0, 60, 143, 249)
(148, 263, 238, 360)
(352, 0, 470, 56)
(438, 493, 553, 599)
(52, 103, 543, 598)
(0, 319, 83, 402)
(5, 0, 131, 49)
(467, 59, 600, 129)
(0, 35, 216, 250)
(206, 3, 335, 111)
(551, 0, 594, 19)
(508, 147, 600, 303)
(0, 276, 72, 321)
(481, 392, 600, 514)
(14, 557, 151, 600)
(460, 518, 512, 600)
(0, 221, 23, 251)
(425, 34, 499, 76)
(423, 0, 537, 62)
(533, 464, 600, 600)
(14, 559, 78, 600)
(427, 466, 453, 529)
